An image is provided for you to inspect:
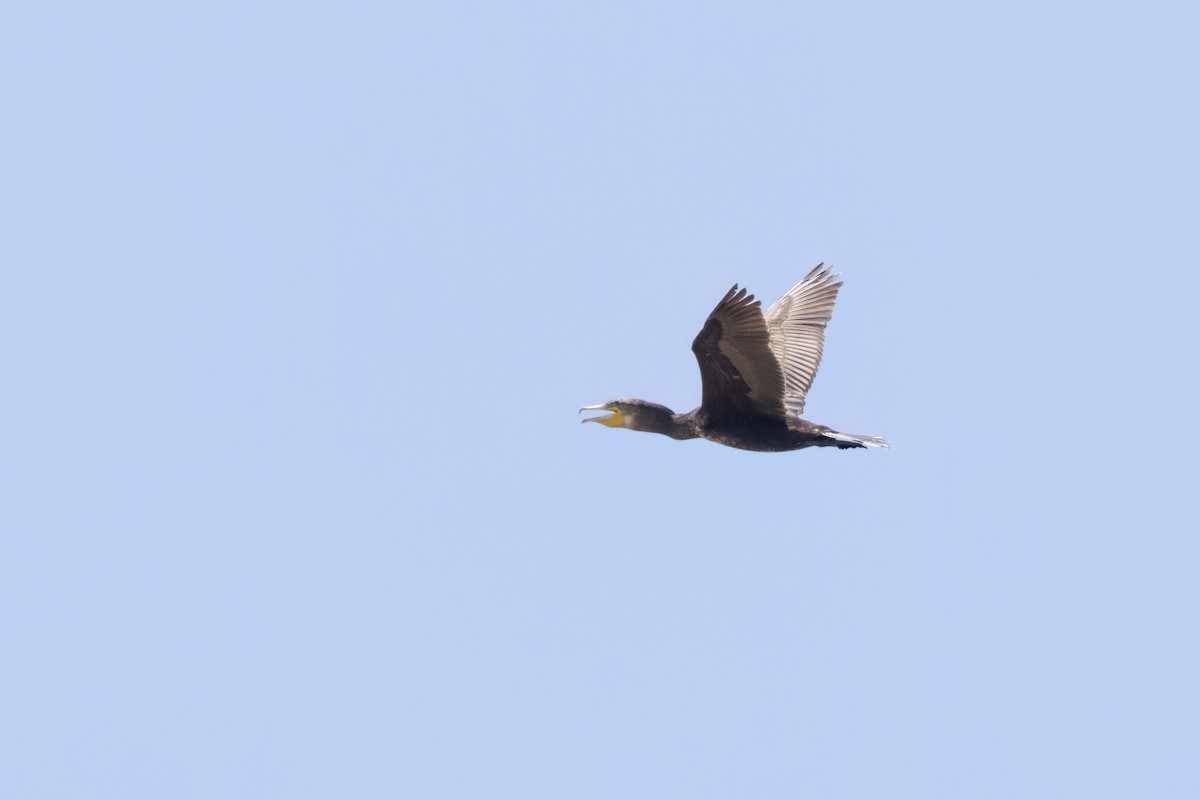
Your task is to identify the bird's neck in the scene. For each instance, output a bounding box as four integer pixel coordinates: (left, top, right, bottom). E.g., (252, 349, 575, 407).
(626, 404, 699, 440)
(665, 413, 700, 440)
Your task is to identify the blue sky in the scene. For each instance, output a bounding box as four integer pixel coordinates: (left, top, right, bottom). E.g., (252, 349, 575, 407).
(4, 2, 1199, 797)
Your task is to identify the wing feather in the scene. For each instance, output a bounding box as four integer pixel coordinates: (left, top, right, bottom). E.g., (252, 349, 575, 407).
(764, 263, 843, 416)
(691, 285, 787, 421)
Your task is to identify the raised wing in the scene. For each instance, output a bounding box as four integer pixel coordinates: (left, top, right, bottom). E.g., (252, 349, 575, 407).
(691, 285, 787, 421)
(765, 263, 842, 416)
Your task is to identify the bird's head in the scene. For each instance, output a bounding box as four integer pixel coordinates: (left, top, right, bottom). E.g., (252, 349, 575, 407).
(579, 399, 676, 432)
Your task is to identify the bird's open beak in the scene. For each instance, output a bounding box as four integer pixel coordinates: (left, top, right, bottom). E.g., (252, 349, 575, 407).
(579, 403, 623, 427)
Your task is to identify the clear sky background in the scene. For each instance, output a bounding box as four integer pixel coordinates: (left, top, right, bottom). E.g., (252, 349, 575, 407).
(4, 2, 1199, 798)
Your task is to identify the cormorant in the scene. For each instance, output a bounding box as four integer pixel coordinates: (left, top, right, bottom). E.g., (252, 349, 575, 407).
(581, 264, 889, 452)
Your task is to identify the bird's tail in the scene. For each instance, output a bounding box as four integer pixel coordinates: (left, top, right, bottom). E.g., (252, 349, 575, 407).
(823, 430, 891, 449)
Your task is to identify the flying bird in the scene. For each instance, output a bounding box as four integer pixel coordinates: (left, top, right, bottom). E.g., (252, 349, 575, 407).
(581, 264, 889, 452)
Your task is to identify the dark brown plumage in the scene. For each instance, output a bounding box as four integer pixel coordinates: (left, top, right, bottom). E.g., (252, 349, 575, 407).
(581, 264, 889, 452)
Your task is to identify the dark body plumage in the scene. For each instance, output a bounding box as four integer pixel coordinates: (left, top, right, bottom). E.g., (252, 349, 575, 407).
(582, 264, 888, 452)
